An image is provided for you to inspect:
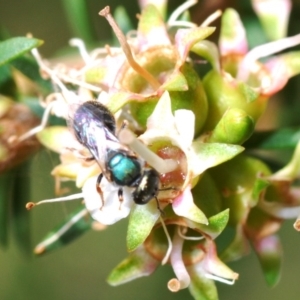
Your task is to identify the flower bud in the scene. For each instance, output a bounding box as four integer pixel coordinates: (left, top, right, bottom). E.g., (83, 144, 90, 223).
(129, 63, 208, 137)
(208, 155, 271, 226)
(203, 70, 267, 131)
(207, 107, 255, 145)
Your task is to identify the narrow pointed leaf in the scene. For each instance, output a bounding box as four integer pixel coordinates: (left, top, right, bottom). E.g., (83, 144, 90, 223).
(34, 205, 92, 255)
(61, 0, 95, 44)
(0, 37, 43, 66)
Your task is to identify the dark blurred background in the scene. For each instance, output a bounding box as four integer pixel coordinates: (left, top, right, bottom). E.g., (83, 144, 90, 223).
(1, 0, 300, 299)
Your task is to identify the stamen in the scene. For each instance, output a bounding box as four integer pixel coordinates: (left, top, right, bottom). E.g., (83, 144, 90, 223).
(167, 21, 197, 28)
(26, 193, 84, 210)
(99, 6, 161, 91)
(177, 226, 204, 241)
(118, 128, 177, 174)
(16, 100, 56, 143)
(160, 216, 172, 265)
(200, 10, 222, 27)
(167, 278, 181, 292)
(31, 48, 76, 103)
(69, 38, 91, 64)
(205, 273, 236, 285)
(237, 33, 300, 82)
(168, 0, 198, 26)
(56, 73, 102, 93)
(34, 208, 89, 254)
(168, 225, 190, 292)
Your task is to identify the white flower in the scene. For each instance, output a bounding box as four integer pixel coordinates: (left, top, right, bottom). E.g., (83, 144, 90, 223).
(82, 175, 133, 225)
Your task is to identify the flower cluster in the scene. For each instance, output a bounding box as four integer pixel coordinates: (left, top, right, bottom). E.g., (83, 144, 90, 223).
(20, 0, 300, 299)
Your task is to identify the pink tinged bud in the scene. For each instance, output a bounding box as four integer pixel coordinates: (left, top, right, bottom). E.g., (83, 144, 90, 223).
(175, 27, 216, 65)
(252, 0, 292, 41)
(219, 8, 248, 56)
(138, 0, 167, 19)
(137, 4, 171, 52)
(264, 51, 300, 95)
(201, 240, 239, 283)
(253, 235, 282, 286)
(237, 33, 300, 83)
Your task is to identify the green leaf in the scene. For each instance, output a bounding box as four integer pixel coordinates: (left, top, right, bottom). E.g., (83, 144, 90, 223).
(0, 170, 15, 247)
(34, 205, 92, 255)
(0, 37, 43, 66)
(107, 247, 159, 286)
(253, 235, 282, 287)
(11, 161, 32, 256)
(127, 201, 160, 252)
(188, 266, 219, 300)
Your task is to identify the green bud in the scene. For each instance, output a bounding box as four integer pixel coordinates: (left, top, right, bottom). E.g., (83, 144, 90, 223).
(129, 63, 208, 137)
(203, 70, 267, 131)
(208, 155, 271, 226)
(207, 108, 255, 144)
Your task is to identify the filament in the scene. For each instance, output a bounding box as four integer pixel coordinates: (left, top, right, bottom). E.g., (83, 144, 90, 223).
(26, 192, 84, 210)
(99, 6, 160, 91)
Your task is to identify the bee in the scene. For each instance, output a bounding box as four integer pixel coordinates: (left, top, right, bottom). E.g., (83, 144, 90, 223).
(69, 100, 161, 209)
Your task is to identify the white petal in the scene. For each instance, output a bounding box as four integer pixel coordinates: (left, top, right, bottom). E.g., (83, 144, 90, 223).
(146, 91, 175, 132)
(172, 186, 208, 224)
(82, 176, 133, 225)
(174, 109, 195, 147)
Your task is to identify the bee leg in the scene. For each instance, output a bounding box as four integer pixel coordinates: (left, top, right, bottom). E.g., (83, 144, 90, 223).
(155, 196, 164, 216)
(96, 173, 105, 210)
(116, 120, 128, 138)
(117, 188, 124, 210)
